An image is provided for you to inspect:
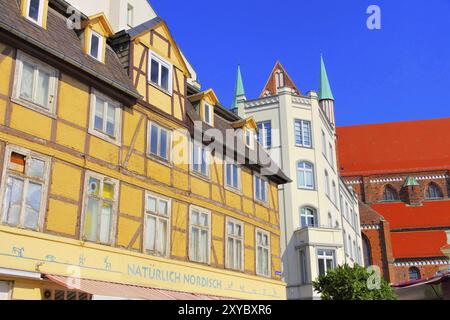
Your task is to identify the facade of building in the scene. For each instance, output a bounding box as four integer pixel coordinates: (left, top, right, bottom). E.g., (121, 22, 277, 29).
(0, 0, 290, 300)
(337, 118, 450, 284)
(233, 59, 363, 299)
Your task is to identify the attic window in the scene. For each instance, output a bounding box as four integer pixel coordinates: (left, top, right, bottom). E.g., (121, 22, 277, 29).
(203, 103, 213, 126)
(26, 0, 45, 26)
(89, 31, 104, 62)
(149, 51, 173, 93)
(245, 128, 255, 149)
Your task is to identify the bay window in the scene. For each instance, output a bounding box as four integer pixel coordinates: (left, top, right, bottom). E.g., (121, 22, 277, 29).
(317, 249, 335, 276)
(294, 119, 312, 148)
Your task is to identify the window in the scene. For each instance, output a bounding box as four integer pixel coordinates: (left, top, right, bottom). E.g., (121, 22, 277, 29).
(409, 267, 421, 281)
(382, 185, 399, 202)
(191, 142, 209, 177)
(343, 231, 348, 255)
(245, 128, 255, 149)
(275, 70, 284, 88)
(348, 235, 353, 259)
(300, 207, 317, 228)
(0, 281, 12, 300)
(363, 235, 372, 267)
(127, 3, 134, 27)
(89, 31, 104, 62)
(90, 90, 121, 143)
(299, 250, 308, 284)
(257, 121, 272, 149)
(189, 206, 211, 264)
(426, 183, 443, 200)
(149, 51, 172, 93)
(321, 130, 327, 157)
(144, 192, 171, 257)
(148, 122, 171, 161)
(226, 218, 244, 271)
(345, 202, 349, 220)
(203, 103, 213, 126)
(327, 212, 333, 228)
(340, 195, 344, 213)
(26, 0, 45, 26)
(13, 51, 58, 113)
(294, 120, 312, 148)
(331, 181, 337, 204)
(82, 172, 118, 245)
(254, 174, 268, 203)
(297, 161, 315, 190)
(256, 229, 270, 277)
(325, 171, 330, 196)
(225, 161, 241, 190)
(1, 147, 50, 231)
(328, 143, 334, 166)
(317, 249, 335, 276)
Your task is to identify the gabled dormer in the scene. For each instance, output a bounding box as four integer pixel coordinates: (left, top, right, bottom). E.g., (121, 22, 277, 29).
(188, 89, 219, 127)
(232, 117, 258, 149)
(82, 13, 114, 63)
(21, 0, 49, 28)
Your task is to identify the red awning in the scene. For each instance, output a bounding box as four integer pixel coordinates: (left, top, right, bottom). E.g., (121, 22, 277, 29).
(44, 274, 234, 300)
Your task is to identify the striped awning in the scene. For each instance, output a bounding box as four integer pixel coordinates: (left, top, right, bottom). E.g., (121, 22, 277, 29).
(44, 274, 233, 300)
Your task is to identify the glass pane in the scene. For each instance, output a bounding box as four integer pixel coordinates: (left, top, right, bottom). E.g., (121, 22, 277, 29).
(151, 59, 159, 84)
(28, 0, 40, 21)
(232, 165, 238, 188)
(160, 129, 168, 159)
(36, 69, 50, 108)
(20, 61, 34, 100)
(200, 229, 208, 262)
(257, 247, 263, 274)
(298, 171, 305, 188)
(145, 215, 156, 251)
(263, 249, 269, 275)
(147, 196, 156, 212)
(226, 164, 232, 186)
(191, 210, 199, 225)
(4, 177, 24, 226)
(326, 258, 334, 272)
(90, 34, 100, 58)
(190, 227, 199, 260)
(99, 202, 112, 244)
(24, 182, 42, 229)
(227, 222, 234, 235)
(29, 158, 45, 178)
(94, 97, 105, 131)
(158, 200, 168, 216)
(83, 198, 99, 241)
(88, 178, 100, 196)
(318, 259, 326, 276)
(236, 240, 242, 269)
(106, 104, 115, 136)
(157, 219, 167, 254)
(103, 182, 114, 200)
(150, 125, 159, 155)
(261, 180, 266, 201)
(201, 149, 207, 175)
(200, 213, 208, 226)
(161, 65, 169, 90)
(236, 224, 242, 236)
(227, 238, 234, 267)
(255, 177, 260, 199)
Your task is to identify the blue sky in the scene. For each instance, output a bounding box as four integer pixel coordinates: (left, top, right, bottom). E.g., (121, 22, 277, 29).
(149, 0, 450, 126)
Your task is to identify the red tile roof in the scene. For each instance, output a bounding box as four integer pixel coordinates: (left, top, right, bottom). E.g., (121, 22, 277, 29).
(336, 118, 450, 176)
(371, 201, 450, 229)
(391, 231, 448, 259)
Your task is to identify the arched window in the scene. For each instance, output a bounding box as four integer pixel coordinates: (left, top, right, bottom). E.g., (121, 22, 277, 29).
(425, 183, 443, 200)
(362, 235, 372, 267)
(297, 161, 315, 189)
(300, 207, 317, 228)
(382, 185, 399, 201)
(276, 70, 285, 88)
(331, 181, 337, 204)
(409, 267, 421, 281)
(325, 171, 330, 196)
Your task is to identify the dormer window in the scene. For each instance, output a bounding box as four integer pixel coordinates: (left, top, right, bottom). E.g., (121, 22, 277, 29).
(203, 103, 213, 126)
(149, 51, 173, 94)
(25, 0, 45, 26)
(89, 31, 104, 62)
(245, 128, 255, 149)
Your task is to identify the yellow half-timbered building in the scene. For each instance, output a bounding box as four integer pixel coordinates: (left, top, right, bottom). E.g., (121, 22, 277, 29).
(0, 0, 289, 300)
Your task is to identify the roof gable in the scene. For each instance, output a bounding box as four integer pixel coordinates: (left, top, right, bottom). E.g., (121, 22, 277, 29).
(83, 13, 114, 36)
(260, 61, 300, 97)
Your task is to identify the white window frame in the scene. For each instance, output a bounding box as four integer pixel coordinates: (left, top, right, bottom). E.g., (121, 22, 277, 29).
(0, 145, 51, 232)
(317, 248, 336, 277)
(25, 0, 45, 26)
(203, 102, 213, 126)
(143, 191, 171, 257)
(300, 206, 317, 228)
(127, 3, 134, 27)
(80, 171, 119, 246)
(188, 205, 211, 264)
(147, 121, 172, 162)
(255, 228, 271, 277)
(88, 30, 104, 62)
(294, 119, 312, 148)
(254, 173, 268, 204)
(148, 50, 173, 94)
(12, 51, 59, 115)
(257, 121, 272, 149)
(225, 217, 244, 271)
(190, 142, 210, 178)
(224, 160, 241, 191)
(89, 89, 122, 145)
(245, 128, 255, 149)
(0, 281, 12, 300)
(297, 161, 315, 190)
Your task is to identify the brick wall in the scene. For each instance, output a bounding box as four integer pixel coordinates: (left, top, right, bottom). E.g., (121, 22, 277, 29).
(394, 264, 444, 283)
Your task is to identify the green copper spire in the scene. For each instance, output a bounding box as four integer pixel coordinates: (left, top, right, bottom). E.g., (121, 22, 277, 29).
(232, 65, 246, 108)
(403, 176, 419, 187)
(319, 55, 334, 101)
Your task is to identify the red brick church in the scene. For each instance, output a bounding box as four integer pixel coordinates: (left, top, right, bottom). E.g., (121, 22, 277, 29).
(337, 117, 450, 284)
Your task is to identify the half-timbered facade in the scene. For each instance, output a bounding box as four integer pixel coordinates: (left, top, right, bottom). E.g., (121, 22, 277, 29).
(0, 0, 289, 300)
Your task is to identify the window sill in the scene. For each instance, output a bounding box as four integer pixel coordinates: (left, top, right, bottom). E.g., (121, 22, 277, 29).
(88, 128, 121, 147)
(224, 185, 243, 195)
(295, 144, 313, 149)
(297, 186, 316, 191)
(254, 198, 269, 208)
(189, 170, 211, 182)
(11, 97, 56, 119)
(147, 153, 172, 168)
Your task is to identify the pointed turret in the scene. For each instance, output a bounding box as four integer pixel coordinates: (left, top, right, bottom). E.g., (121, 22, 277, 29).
(319, 55, 335, 126)
(232, 65, 246, 109)
(260, 61, 300, 97)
